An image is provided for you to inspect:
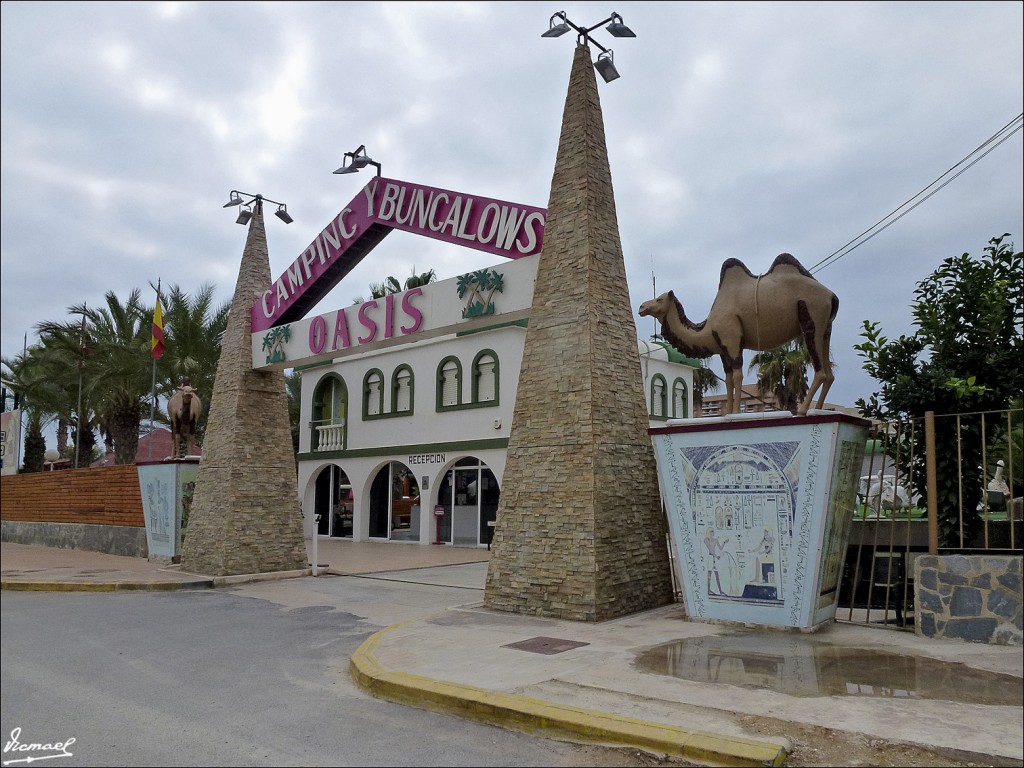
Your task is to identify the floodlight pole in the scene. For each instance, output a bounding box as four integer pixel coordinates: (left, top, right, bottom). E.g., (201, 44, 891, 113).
(73, 306, 87, 469)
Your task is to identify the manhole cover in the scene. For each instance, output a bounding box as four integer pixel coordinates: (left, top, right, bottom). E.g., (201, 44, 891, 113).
(502, 636, 590, 655)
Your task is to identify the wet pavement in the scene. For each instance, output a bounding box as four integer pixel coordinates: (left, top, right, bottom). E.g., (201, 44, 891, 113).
(2, 540, 1022, 766)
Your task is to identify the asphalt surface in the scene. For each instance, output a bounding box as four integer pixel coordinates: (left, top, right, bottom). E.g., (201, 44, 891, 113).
(2, 540, 1022, 767)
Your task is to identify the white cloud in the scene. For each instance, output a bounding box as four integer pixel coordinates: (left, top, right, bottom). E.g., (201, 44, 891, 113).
(1, 1, 1021, 412)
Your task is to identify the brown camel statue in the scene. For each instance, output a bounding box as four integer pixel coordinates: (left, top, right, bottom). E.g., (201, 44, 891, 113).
(167, 379, 203, 459)
(639, 253, 838, 416)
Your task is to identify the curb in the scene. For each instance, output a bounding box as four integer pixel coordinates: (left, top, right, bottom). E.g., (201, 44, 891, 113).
(349, 621, 789, 767)
(0, 568, 310, 592)
(0, 579, 213, 592)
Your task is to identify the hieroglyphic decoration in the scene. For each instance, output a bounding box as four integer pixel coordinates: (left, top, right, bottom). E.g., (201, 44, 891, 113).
(650, 414, 870, 630)
(681, 441, 800, 611)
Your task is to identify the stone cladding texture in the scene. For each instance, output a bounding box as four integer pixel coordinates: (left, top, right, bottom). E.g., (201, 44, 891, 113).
(179, 205, 307, 576)
(915, 555, 1022, 646)
(483, 44, 674, 622)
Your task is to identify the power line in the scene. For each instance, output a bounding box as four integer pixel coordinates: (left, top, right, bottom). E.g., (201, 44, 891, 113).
(810, 112, 1023, 274)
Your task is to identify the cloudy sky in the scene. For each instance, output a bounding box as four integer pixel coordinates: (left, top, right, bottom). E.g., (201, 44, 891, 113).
(2, 1, 1022, 411)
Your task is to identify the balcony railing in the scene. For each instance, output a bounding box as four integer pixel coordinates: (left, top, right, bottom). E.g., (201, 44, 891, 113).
(312, 420, 345, 452)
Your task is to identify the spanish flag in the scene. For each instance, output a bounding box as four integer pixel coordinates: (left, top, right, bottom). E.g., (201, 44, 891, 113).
(151, 289, 165, 360)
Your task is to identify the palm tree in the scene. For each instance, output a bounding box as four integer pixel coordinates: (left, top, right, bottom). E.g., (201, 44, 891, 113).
(747, 339, 812, 415)
(2, 336, 98, 468)
(285, 369, 301, 456)
(154, 282, 229, 444)
(355, 267, 437, 303)
(38, 290, 152, 466)
(692, 363, 721, 415)
(403, 267, 436, 289)
(368, 275, 402, 300)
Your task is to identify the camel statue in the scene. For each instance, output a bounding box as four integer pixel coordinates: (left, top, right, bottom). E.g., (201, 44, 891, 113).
(167, 378, 203, 459)
(639, 253, 838, 416)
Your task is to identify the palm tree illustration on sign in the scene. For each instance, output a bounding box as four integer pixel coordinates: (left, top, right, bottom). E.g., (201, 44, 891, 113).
(262, 325, 291, 364)
(457, 269, 504, 319)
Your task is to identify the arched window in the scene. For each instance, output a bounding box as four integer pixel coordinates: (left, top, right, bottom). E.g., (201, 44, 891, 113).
(472, 350, 498, 404)
(392, 365, 414, 413)
(437, 357, 462, 409)
(672, 378, 689, 419)
(363, 369, 384, 417)
(311, 374, 347, 451)
(651, 374, 667, 418)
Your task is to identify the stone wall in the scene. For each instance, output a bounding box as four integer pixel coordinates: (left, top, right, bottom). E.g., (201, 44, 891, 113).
(915, 555, 1022, 646)
(1, 520, 147, 557)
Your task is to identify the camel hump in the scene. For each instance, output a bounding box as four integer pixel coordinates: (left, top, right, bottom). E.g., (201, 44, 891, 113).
(719, 258, 755, 287)
(768, 253, 814, 278)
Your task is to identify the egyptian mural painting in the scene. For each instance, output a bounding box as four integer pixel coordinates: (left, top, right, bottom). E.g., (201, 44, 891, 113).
(680, 441, 802, 607)
(144, 470, 174, 549)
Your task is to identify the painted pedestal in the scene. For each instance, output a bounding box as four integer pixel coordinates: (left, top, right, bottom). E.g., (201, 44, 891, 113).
(137, 458, 200, 562)
(650, 412, 869, 631)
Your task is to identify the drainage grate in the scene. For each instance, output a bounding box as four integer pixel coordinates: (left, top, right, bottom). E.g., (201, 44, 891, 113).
(501, 636, 590, 655)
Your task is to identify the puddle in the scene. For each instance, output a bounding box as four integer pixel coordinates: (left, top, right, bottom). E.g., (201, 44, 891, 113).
(634, 634, 1023, 705)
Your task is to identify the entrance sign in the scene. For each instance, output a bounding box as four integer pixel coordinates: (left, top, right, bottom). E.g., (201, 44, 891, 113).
(252, 254, 538, 370)
(252, 177, 547, 332)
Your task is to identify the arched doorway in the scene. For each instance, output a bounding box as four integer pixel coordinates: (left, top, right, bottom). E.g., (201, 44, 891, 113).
(436, 457, 499, 547)
(313, 464, 353, 538)
(368, 461, 421, 541)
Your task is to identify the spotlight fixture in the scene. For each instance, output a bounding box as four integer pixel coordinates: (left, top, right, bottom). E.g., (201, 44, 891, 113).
(605, 12, 635, 38)
(222, 191, 293, 225)
(334, 144, 382, 176)
(594, 50, 620, 83)
(539, 10, 637, 83)
(541, 11, 571, 37)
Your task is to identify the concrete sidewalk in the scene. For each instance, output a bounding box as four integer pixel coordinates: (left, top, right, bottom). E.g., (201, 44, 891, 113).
(3, 541, 1022, 767)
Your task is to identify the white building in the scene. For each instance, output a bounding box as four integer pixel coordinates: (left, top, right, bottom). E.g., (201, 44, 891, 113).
(286, 252, 699, 548)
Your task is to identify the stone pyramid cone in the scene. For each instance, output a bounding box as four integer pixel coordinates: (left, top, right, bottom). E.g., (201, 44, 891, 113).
(179, 202, 307, 576)
(483, 44, 675, 621)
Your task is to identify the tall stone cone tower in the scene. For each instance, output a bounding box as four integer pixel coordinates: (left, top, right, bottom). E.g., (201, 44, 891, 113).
(483, 44, 675, 621)
(180, 202, 307, 576)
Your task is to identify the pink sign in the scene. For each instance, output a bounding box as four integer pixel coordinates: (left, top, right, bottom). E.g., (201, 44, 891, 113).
(252, 177, 546, 331)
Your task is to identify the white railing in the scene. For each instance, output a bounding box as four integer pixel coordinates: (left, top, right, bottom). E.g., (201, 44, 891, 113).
(315, 422, 345, 451)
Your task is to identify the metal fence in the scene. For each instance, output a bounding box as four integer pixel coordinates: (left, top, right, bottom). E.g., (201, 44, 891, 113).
(836, 407, 1021, 630)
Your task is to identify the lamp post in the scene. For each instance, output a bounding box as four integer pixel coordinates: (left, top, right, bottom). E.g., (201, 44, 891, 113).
(222, 191, 294, 225)
(333, 145, 382, 177)
(540, 10, 637, 83)
(73, 305, 88, 469)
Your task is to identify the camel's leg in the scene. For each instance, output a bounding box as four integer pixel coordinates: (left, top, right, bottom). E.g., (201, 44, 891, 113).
(725, 368, 743, 415)
(797, 327, 835, 415)
(799, 374, 822, 416)
(814, 325, 835, 410)
(721, 357, 735, 414)
(814, 373, 834, 410)
(797, 297, 837, 414)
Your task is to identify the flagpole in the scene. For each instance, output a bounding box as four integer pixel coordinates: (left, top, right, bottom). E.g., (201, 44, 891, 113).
(74, 305, 87, 469)
(149, 279, 161, 461)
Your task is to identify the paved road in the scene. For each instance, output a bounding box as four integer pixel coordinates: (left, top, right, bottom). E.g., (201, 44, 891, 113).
(1, 570, 674, 767)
